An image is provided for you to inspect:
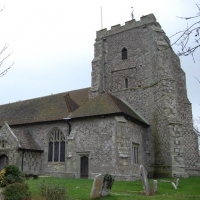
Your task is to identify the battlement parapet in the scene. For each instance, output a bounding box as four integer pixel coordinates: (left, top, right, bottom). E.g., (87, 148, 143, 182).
(96, 14, 160, 39)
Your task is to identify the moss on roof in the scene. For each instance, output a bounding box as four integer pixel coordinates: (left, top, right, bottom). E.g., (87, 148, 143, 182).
(71, 93, 149, 127)
(0, 88, 90, 126)
(14, 129, 43, 151)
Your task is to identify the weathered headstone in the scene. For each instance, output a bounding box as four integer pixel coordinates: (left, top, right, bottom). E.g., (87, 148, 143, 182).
(0, 188, 4, 200)
(90, 174, 114, 199)
(90, 174, 104, 199)
(171, 182, 177, 189)
(176, 178, 179, 188)
(153, 180, 157, 193)
(101, 174, 114, 196)
(139, 165, 150, 196)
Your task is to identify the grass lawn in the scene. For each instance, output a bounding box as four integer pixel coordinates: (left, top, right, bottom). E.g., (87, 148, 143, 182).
(26, 176, 200, 200)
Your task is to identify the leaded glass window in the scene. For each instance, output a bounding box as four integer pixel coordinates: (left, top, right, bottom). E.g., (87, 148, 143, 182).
(48, 129, 65, 162)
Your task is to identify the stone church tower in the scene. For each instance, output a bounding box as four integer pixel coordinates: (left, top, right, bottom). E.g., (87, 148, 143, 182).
(89, 14, 199, 177)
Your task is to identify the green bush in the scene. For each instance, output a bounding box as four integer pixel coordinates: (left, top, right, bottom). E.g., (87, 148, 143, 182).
(40, 180, 70, 200)
(1, 165, 25, 187)
(25, 174, 38, 180)
(4, 165, 24, 178)
(3, 183, 31, 200)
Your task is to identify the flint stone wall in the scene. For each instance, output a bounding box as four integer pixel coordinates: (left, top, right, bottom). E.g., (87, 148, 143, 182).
(68, 116, 149, 180)
(90, 14, 199, 176)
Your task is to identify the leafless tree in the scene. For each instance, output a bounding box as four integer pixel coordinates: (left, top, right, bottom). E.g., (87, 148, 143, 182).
(0, 6, 13, 77)
(0, 44, 13, 77)
(170, 4, 200, 62)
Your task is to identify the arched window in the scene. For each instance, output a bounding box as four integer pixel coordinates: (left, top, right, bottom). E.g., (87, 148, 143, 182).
(48, 129, 65, 162)
(125, 78, 128, 88)
(122, 48, 127, 60)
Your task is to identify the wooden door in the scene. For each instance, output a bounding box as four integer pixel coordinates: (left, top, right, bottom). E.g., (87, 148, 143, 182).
(0, 155, 8, 171)
(80, 156, 88, 178)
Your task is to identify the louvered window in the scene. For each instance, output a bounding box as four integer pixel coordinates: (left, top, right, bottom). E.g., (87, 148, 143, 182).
(48, 129, 65, 162)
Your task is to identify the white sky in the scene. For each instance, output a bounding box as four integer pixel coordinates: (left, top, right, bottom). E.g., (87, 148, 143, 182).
(0, 0, 199, 123)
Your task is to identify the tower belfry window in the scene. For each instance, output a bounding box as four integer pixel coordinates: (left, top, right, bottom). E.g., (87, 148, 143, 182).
(122, 48, 128, 60)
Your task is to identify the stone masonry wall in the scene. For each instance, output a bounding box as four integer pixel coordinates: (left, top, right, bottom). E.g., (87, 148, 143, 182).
(11, 121, 69, 177)
(0, 123, 21, 170)
(68, 116, 149, 181)
(89, 13, 200, 176)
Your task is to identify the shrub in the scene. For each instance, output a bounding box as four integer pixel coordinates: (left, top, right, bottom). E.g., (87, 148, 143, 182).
(1, 165, 25, 187)
(25, 174, 38, 180)
(3, 182, 31, 200)
(0, 168, 6, 186)
(39, 180, 70, 200)
(4, 165, 24, 178)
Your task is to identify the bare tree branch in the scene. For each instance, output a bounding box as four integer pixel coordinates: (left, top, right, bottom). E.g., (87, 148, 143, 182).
(195, 77, 200, 83)
(170, 4, 200, 61)
(0, 6, 13, 77)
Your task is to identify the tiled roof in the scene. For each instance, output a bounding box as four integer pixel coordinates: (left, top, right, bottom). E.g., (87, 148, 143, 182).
(70, 93, 149, 127)
(0, 88, 90, 126)
(14, 129, 43, 151)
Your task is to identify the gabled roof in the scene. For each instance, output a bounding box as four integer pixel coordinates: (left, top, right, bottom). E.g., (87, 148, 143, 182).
(14, 129, 43, 151)
(0, 122, 43, 151)
(70, 93, 149, 127)
(0, 88, 89, 126)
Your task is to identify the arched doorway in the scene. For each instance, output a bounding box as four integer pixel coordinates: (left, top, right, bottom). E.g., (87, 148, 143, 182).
(80, 156, 88, 178)
(0, 155, 8, 171)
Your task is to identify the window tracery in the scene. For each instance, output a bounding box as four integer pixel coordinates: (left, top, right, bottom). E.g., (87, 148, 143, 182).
(48, 129, 65, 162)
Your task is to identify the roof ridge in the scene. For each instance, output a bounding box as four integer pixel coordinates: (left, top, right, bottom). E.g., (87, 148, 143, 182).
(107, 93, 123, 112)
(0, 87, 90, 106)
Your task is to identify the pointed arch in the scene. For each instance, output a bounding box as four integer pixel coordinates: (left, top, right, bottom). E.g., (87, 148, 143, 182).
(48, 128, 65, 162)
(122, 48, 128, 60)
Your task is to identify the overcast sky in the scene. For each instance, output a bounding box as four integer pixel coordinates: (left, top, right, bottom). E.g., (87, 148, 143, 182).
(0, 0, 199, 124)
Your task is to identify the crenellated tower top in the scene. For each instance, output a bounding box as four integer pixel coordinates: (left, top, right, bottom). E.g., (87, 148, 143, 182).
(96, 14, 160, 40)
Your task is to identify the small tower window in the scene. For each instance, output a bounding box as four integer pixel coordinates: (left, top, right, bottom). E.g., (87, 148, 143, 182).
(122, 48, 128, 60)
(125, 78, 128, 88)
(132, 143, 139, 164)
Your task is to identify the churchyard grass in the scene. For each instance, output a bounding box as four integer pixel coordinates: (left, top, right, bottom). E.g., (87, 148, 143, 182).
(26, 176, 200, 200)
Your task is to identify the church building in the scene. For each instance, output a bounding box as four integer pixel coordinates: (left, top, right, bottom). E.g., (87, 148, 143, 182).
(0, 14, 199, 180)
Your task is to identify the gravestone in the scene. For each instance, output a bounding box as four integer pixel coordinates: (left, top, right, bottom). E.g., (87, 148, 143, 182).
(139, 165, 150, 196)
(101, 174, 114, 196)
(90, 174, 114, 199)
(90, 174, 104, 199)
(153, 180, 157, 193)
(176, 178, 179, 188)
(171, 182, 177, 189)
(0, 188, 4, 200)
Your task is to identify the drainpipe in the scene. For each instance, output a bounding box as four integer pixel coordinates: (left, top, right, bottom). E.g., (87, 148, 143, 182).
(21, 150, 24, 171)
(63, 118, 71, 136)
